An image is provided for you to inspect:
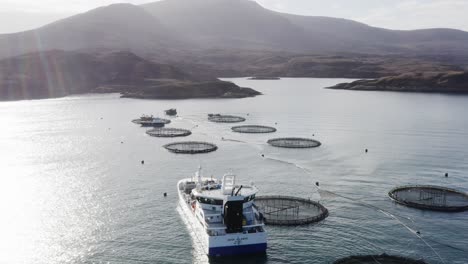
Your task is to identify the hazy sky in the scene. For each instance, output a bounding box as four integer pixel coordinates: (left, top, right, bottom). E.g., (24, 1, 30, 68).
(1, 0, 467, 34)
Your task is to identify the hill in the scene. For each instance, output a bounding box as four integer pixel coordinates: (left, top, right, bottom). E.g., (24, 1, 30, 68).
(0, 4, 180, 58)
(143, 0, 468, 55)
(2, 0, 468, 59)
(0, 50, 259, 100)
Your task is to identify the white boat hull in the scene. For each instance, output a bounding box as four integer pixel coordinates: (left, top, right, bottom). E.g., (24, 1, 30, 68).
(177, 182, 267, 257)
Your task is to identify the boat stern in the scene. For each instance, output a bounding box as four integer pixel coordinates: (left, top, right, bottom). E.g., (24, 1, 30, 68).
(208, 232, 267, 257)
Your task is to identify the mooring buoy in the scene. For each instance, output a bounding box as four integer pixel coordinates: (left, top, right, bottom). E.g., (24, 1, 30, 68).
(141, 160, 145, 165)
(163, 192, 167, 197)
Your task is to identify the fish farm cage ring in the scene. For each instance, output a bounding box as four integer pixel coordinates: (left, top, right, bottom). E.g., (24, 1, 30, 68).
(231, 125, 277, 134)
(334, 254, 427, 264)
(146, 128, 192, 138)
(255, 196, 328, 226)
(132, 118, 171, 125)
(163, 141, 218, 154)
(267, 137, 321, 148)
(208, 114, 246, 123)
(388, 185, 468, 212)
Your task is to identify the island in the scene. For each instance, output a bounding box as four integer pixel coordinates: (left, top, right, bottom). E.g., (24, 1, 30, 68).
(0, 50, 260, 101)
(95, 79, 260, 99)
(326, 72, 468, 93)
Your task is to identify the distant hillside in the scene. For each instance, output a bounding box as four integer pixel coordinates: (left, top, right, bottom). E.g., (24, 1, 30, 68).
(143, 0, 468, 55)
(161, 49, 463, 79)
(1, 0, 468, 59)
(0, 50, 259, 101)
(142, 0, 309, 51)
(0, 4, 180, 58)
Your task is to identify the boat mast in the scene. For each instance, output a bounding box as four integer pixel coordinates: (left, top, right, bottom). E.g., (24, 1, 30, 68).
(196, 166, 202, 192)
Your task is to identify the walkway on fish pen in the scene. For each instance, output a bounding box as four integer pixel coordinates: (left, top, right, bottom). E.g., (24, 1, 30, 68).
(388, 185, 468, 212)
(208, 114, 246, 123)
(146, 128, 192, 137)
(267, 137, 321, 148)
(163, 141, 218, 154)
(231, 125, 277, 133)
(255, 195, 328, 225)
(334, 254, 427, 264)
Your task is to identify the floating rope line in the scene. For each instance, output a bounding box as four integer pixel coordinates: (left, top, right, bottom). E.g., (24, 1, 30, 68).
(262, 154, 447, 264)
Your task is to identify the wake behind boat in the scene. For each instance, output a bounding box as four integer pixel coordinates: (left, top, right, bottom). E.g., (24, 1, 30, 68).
(177, 167, 267, 257)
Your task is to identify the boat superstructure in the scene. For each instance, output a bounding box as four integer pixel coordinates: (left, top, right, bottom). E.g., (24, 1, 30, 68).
(177, 167, 267, 256)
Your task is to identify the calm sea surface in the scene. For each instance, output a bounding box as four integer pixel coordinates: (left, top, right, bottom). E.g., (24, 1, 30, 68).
(0, 78, 467, 264)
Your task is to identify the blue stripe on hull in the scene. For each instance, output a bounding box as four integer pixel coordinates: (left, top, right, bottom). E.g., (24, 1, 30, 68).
(209, 243, 267, 256)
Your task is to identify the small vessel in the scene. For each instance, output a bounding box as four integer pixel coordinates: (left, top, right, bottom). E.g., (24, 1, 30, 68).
(165, 108, 177, 116)
(177, 167, 267, 257)
(140, 117, 170, 127)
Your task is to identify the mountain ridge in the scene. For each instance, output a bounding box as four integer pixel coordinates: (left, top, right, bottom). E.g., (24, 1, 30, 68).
(1, 0, 468, 58)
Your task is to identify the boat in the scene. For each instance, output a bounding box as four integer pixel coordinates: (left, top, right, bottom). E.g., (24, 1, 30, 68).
(140, 117, 171, 127)
(177, 167, 267, 257)
(165, 108, 177, 116)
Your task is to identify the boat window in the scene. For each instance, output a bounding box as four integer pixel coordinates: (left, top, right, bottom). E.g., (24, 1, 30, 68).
(196, 196, 223, 205)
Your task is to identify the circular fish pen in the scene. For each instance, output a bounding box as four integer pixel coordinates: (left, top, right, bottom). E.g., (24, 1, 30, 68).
(231, 125, 277, 134)
(146, 128, 192, 138)
(334, 254, 427, 264)
(132, 118, 171, 125)
(267, 137, 321, 148)
(388, 185, 468, 212)
(255, 196, 328, 225)
(208, 114, 246, 123)
(163, 141, 218, 154)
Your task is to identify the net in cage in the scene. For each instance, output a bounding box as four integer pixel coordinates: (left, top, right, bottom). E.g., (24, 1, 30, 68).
(163, 141, 218, 154)
(388, 185, 468, 212)
(231, 125, 277, 134)
(146, 128, 192, 138)
(255, 196, 328, 225)
(208, 114, 246, 123)
(267, 137, 321, 148)
(334, 254, 427, 264)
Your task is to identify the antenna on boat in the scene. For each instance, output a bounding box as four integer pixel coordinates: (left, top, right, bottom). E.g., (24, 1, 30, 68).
(235, 185, 243, 196)
(196, 165, 203, 191)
